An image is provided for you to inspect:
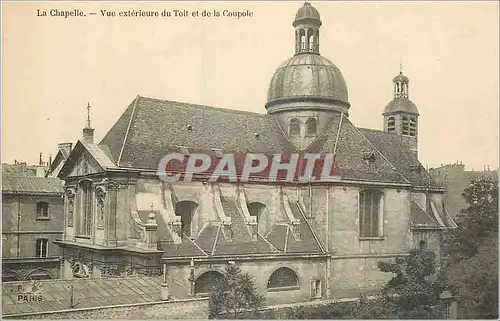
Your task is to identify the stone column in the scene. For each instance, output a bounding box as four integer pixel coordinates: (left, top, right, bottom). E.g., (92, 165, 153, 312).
(161, 263, 170, 300)
(105, 181, 120, 247)
(144, 213, 158, 249)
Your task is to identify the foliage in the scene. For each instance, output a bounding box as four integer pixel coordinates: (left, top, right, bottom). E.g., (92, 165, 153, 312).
(378, 248, 445, 319)
(446, 178, 498, 319)
(447, 177, 498, 260)
(208, 263, 265, 319)
(448, 237, 498, 319)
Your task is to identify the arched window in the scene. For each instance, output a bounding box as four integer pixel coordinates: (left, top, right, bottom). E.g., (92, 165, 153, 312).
(402, 116, 409, 136)
(195, 271, 225, 295)
(289, 118, 301, 136)
(308, 35, 314, 50)
(387, 117, 396, 133)
(79, 180, 93, 236)
(419, 240, 427, 250)
(300, 33, 307, 50)
(175, 201, 198, 237)
(36, 202, 49, 218)
(305, 118, 317, 136)
(409, 117, 417, 137)
(267, 267, 299, 289)
(247, 202, 266, 233)
(359, 189, 383, 238)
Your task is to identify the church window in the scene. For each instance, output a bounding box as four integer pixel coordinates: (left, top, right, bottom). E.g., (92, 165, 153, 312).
(387, 117, 395, 133)
(409, 117, 417, 137)
(289, 118, 301, 136)
(402, 116, 409, 136)
(79, 180, 93, 236)
(247, 202, 266, 233)
(35, 238, 48, 258)
(268, 267, 299, 289)
(359, 189, 383, 238)
(36, 202, 49, 218)
(305, 118, 318, 136)
(195, 271, 224, 295)
(175, 201, 198, 237)
(309, 35, 314, 51)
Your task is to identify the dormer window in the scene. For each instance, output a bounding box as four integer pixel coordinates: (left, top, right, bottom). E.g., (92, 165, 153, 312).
(289, 118, 301, 136)
(305, 118, 317, 136)
(387, 117, 395, 133)
(362, 152, 376, 170)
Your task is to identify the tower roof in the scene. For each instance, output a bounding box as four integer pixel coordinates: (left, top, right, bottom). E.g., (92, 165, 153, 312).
(393, 72, 409, 84)
(383, 98, 419, 115)
(294, 2, 322, 26)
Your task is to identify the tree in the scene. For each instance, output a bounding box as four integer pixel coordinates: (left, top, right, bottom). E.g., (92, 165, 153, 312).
(378, 248, 445, 319)
(447, 177, 498, 261)
(208, 263, 265, 319)
(446, 177, 498, 319)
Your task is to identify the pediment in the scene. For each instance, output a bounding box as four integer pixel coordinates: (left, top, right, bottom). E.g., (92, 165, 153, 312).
(58, 141, 106, 179)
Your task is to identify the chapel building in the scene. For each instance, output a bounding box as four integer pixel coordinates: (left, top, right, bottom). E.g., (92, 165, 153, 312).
(54, 2, 456, 304)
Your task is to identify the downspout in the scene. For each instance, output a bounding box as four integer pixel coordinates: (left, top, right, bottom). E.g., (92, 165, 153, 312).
(325, 185, 330, 298)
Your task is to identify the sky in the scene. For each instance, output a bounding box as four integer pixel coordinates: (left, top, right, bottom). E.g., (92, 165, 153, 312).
(2, 1, 499, 171)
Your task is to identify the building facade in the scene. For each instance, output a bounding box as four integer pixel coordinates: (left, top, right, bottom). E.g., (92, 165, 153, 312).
(53, 2, 456, 305)
(2, 159, 65, 282)
(429, 163, 498, 219)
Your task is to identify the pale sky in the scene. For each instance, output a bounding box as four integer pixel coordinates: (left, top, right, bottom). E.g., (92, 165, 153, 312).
(2, 1, 499, 171)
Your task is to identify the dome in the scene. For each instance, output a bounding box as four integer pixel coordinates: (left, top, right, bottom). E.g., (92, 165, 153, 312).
(383, 97, 419, 115)
(294, 2, 321, 26)
(266, 54, 349, 110)
(393, 72, 409, 83)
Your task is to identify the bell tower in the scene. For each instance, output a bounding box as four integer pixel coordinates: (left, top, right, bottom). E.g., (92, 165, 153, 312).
(383, 65, 420, 157)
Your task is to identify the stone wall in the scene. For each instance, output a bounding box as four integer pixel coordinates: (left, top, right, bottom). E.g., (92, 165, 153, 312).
(4, 298, 208, 320)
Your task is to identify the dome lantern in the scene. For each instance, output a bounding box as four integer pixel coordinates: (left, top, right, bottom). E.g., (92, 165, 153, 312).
(266, 2, 350, 115)
(293, 2, 322, 55)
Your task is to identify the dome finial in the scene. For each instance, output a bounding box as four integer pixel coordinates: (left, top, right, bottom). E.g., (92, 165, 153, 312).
(400, 56, 403, 74)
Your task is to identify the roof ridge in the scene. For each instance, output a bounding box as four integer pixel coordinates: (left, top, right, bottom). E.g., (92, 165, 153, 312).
(117, 96, 140, 166)
(137, 95, 268, 117)
(350, 119, 411, 184)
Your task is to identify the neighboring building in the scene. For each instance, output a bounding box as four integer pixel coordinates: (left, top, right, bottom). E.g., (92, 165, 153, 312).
(2, 158, 65, 282)
(52, 2, 455, 305)
(429, 163, 498, 219)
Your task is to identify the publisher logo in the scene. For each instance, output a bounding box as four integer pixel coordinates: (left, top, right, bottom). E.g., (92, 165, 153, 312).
(17, 280, 43, 302)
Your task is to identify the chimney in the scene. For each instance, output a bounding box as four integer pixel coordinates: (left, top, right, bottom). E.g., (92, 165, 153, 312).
(48, 154, 52, 167)
(36, 153, 45, 177)
(82, 128, 95, 143)
(58, 143, 73, 158)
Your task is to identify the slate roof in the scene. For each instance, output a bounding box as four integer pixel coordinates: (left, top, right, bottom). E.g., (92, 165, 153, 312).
(1, 276, 169, 317)
(409, 201, 440, 229)
(98, 95, 439, 188)
(2, 175, 64, 195)
(358, 128, 439, 188)
(159, 194, 324, 260)
(100, 96, 296, 170)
